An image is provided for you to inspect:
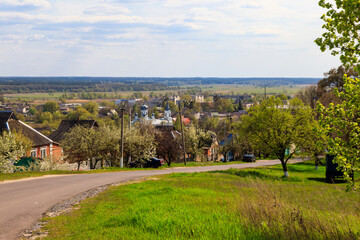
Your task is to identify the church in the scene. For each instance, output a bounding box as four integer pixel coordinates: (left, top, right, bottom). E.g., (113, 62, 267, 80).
(132, 102, 173, 127)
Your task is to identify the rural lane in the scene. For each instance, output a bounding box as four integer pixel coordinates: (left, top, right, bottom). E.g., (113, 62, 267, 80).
(0, 159, 304, 240)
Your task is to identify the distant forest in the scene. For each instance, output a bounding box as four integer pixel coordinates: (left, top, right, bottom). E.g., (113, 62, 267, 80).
(0, 77, 320, 94)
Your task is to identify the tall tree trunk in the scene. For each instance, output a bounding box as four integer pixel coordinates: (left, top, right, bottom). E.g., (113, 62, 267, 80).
(314, 153, 319, 170)
(281, 160, 289, 177)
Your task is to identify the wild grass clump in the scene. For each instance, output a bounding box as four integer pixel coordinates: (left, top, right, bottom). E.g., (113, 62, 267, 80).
(43, 163, 360, 240)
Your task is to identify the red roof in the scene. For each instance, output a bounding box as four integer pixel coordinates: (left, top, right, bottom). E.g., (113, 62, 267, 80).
(182, 118, 191, 126)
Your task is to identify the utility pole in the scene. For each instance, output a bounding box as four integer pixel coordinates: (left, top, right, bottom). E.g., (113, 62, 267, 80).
(128, 107, 131, 164)
(120, 105, 125, 168)
(264, 85, 267, 100)
(129, 108, 131, 129)
(178, 103, 186, 165)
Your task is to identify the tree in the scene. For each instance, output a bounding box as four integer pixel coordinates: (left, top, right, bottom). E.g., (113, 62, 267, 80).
(124, 123, 157, 164)
(66, 106, 93, 120)
(61, 126, 102, 170)
(0, 131, 32, 173)
(156, 129, 182, 166)
(84, 101, 99, 115)
(174, 116, 184, 132)
(185, 126, 212, 162)
(28, 107, 37, 115)
(317, 76, 360, 190)
(315, 0, 360, 71)
(237, 97, 316, 177)
(318, 66, 358, 92)
(43, 101, 60, 114)
(297, 85, 319, 110)
(238, 100, 244, 111)
(214, 99, 234, 113)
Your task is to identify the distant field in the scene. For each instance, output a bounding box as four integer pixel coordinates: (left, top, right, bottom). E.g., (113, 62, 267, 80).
(197, 84, 308, 95)
(3, 92, 63, 101)
(3, 84, 308, 104)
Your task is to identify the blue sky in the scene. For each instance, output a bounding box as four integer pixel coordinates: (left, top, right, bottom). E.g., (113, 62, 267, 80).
(0, 0, 340, 77)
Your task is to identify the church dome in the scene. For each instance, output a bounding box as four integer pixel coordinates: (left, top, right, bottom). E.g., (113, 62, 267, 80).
(140, 104, 148, 110)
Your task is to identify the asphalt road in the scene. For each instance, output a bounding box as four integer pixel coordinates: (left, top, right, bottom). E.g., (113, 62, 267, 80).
(0, 159, 304, 240)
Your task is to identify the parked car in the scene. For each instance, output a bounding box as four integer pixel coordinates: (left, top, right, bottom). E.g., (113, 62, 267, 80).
(243, 154, 256, 162)
(144, 157, 164, 168)
(128, 157, 164, 168)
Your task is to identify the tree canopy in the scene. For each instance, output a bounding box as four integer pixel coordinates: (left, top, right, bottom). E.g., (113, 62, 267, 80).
(43, 101, 60, 114)
(0, 131, 32, 173)
(318, 76, 360, 190)
(237, 97, 316, 177)
(315, 0, 360, 71)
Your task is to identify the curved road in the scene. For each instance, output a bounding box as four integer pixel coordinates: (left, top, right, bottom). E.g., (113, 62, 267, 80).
(0, 159, 304, 240)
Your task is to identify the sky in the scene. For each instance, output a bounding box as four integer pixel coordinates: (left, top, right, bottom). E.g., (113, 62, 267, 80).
(0, 0, 340, 77)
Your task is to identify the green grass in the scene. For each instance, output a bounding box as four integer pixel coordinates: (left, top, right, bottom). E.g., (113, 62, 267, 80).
(41, 161, 360, 240)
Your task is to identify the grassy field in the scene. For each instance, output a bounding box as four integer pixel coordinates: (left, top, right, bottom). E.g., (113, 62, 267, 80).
(40, 161, 360, 240)
(0, 160, 250, 182)
(198, 84, 307, 95)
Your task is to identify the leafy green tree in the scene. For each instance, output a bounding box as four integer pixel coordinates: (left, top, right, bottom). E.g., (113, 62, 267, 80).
(315, 0, 360, 71)
(28, 107, 37, 115)
(0, 131, 32, 173)
(59, 97, 66, 104)
(124, 123, 157, 163)
(185, 126, 212, 161)
(84, 101, 99, 115)
(238, 97, 316, 177)
(43, 101, 60, 114)
(35, 111, 53, 123)
(62, 126, 102, 169)
(173, 116, 184, 132)
(214, 99, 234, 112)
(66, 107, 93, 120)
(318, 76, 360, 190)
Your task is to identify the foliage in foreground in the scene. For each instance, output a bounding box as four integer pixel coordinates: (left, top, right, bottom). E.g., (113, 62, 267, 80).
(42, 163, 360, 240)
(318, 76, 360, 190)
(316, 0, 360, 72)
(0, 131, 32, 173)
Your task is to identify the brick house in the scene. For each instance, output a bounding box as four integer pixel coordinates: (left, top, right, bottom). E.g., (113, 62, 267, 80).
(0, 111, 62, 161)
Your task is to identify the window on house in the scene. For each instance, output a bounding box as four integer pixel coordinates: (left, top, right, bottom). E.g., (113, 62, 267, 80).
(31, 149, 37, 158)
(40, 148, 47, 159)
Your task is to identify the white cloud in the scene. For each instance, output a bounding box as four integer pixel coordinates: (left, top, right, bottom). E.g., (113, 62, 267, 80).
(0, 0, 50, 10)
(84, 4, 131, 15)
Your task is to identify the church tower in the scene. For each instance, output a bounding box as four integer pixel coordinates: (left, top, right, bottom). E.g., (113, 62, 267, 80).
(164, 101, 171, 120)
(140, 104, 149, 119)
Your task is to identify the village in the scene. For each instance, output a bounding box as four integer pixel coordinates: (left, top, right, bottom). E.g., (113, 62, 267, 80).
(0, 92, 261, 171)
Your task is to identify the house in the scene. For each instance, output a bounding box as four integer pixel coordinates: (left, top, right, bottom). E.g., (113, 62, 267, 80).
(48, 119, 99, 143)
(0, 111, 62, 160)
(200, 132, 220, 162)
(219, 134, 234, 161)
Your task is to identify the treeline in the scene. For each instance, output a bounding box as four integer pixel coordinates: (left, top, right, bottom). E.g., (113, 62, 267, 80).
(0, 77, 320, 94)
(0, 81, 172, 94)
